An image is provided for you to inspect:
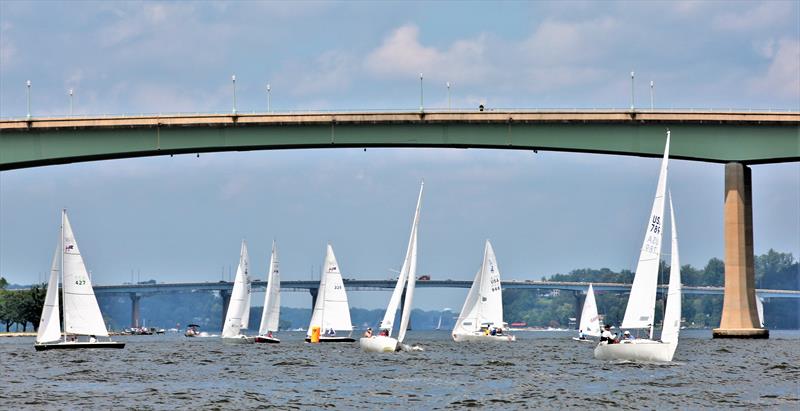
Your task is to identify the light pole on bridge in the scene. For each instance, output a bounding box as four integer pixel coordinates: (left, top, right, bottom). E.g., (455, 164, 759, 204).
(231, 74, 237, 115)
(267, 83, 271, 113)
(630, 71, 635, 111)
(419, 73, 424, 112)
(26, 80, 31, 120)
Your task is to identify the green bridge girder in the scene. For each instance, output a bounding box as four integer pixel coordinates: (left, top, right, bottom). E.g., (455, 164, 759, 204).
(0, 111, 798, 170)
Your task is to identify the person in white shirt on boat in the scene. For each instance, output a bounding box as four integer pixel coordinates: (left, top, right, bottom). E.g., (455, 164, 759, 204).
(578, 329, 586, 340)
(622, 330, 634, 341)
(363, 328, 373, 338)
(89, 335, 97, 343)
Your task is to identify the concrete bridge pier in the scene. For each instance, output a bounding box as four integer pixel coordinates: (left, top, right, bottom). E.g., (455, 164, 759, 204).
(130, 293, 141, 328)
(309, 287, 319, 310)
(220, 289, 231, 328)
(713, 162, 769, 339)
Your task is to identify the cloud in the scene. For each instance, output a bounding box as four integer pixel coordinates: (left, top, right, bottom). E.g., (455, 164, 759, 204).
(286, 51, 356, 97)
(713, 2, 794, 31)
(0, 21, 17, 71)
(750, 38, 800, 101)
(364, 24, 490, 83)
(521, 17, 618, 66)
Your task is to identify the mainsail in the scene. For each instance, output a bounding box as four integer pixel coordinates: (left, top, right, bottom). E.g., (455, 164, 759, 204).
(661, 193, 682, 344)
(222, 240, 251, 338)
(621, 131, 670, 330)
(307, 245, 352, 334)
(578, 284, 601, 337)
(259, 241, 281, 335)
(453, 240, 504, 335)
(62, 211, 109, 337)
(397, 182, 423, 344)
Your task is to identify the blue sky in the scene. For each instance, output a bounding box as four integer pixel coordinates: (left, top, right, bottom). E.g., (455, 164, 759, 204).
(1, 1, 798, 310)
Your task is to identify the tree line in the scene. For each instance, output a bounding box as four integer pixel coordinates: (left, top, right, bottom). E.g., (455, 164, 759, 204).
(0, 278, 47, 332)
(503, 249, 799, 329)
(2, 249, 798, 332)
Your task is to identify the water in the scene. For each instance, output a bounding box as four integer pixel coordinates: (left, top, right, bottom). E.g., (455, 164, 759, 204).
(1, 330, 798, 409)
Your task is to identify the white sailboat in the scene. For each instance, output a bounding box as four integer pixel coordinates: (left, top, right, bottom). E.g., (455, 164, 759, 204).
(305, 244, 355, 342)
(255, 241, 281, 343)
(360, 181, 424, 353)
(573, 283, 601, 342)
(452, 240, 515, 342)
(756, 295, 765, 328)
(221, 240, 254, 344)
(595, 131, 681, 362)
(35, 210, 124, 351)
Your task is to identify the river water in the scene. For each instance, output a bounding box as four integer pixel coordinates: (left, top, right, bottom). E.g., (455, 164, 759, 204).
(1, 329, 797, 409)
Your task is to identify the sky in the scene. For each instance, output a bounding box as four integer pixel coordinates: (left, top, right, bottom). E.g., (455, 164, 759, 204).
(0, 1, 798, 310)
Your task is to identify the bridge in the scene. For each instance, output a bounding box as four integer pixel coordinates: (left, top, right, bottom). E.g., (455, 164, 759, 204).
(3, 110, 799, 338)
(92, 279, 800, 329)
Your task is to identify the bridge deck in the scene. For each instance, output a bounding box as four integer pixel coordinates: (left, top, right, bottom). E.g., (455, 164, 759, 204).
(2, 110, 798, 170)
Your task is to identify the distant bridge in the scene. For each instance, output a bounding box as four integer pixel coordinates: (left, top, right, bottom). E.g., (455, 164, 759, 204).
(91, 279, 800, 328)
(93, 279, 800, 298)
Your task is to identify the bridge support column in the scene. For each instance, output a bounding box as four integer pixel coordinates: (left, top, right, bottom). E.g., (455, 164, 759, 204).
(574, 291, 586, 330)
(220, 290, 231, 329)
(713, 163, 769, 339)
(309, 288, 319, 310)
(399, 289, 411, 330)
(130, 294, 141, 328)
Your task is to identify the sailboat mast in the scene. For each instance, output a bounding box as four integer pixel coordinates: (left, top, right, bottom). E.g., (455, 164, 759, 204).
(60, 209, 67, 343)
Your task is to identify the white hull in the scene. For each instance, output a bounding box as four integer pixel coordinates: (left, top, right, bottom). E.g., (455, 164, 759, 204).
(452, 333, 515, 342)
(359, 336, 399, 352)
(222, 335, 254, 344)
(593, 339, 677, 362)
(572, 337, 594, 343)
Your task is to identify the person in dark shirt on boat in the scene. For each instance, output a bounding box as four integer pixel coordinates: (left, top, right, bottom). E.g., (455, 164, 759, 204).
(379, 329, 389, 337)
(600, 324, 615, 343)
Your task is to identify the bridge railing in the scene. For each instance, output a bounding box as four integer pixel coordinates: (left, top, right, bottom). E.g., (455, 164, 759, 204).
(2, 107, 797, 121)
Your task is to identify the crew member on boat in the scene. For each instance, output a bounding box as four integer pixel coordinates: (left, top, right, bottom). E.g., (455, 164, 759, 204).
(600, 324, 615, 344)
(363, 328, 373, 338)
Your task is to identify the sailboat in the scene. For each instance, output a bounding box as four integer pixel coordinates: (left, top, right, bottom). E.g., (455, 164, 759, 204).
(452, 240, 515, 342)
(573, 284, 601, 342)
(255, 241, 281, 343)
(305, 244, 355, 342)
(594, 131, 682, 362)
(360, 181, 423, 353)
(35, 210, 125, 351)
(756, 295, 765, 328)
(221, 240, 254, 344)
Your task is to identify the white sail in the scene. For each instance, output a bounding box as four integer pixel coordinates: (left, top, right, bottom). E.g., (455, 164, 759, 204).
(453, 240, 504, 336)
(36, 242, 62, 343)
(622, 131, 670, 330)
(259, 241, 281, 334)
(308, 244, 352, 334)
(578, 284, 601, 337)
(222, 240, 251, 338)
(380, 185, 424, 336)
(661, 193, 682, 344)
(61, 211, 109, 337)
(397, 182, 423, 343)
(756, 296, 765, 328)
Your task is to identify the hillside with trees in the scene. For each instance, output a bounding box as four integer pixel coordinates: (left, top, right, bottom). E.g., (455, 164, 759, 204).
(503, 249, 799, 329)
